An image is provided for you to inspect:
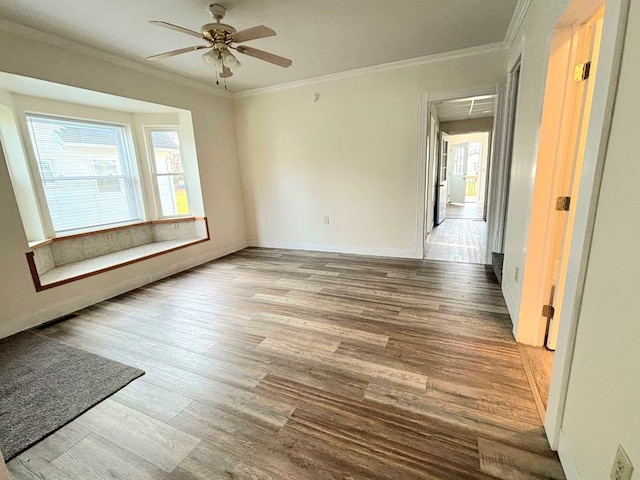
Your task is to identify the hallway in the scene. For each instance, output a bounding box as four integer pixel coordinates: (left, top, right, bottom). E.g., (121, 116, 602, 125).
(446, 202, 485, 219)
(425, 217, 488, 264)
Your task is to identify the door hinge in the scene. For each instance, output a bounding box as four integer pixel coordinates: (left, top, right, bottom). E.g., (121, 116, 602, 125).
(542, 304, 555, 319)
(556, 196, 571, 211)
(573, 61, 591, 82)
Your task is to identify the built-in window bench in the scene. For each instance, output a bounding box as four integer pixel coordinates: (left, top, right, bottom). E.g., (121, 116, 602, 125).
(26, 217, 209, 291)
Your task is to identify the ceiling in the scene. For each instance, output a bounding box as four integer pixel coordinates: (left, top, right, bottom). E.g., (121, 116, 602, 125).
(0, 0, 519, 93)
(434, 95, 496, 122)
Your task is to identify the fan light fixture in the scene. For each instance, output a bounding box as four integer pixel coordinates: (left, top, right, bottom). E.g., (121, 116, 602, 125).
(148, 3, 292, 88)
(221, 49, 240, 68)
(202, 50, 223, 70)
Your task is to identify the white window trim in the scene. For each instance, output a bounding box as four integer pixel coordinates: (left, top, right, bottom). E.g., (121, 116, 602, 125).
(144, 126, 192, 219)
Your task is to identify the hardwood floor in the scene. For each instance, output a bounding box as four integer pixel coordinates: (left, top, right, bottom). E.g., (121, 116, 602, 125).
(425, 219, 488, 264)
(8, 248, 564, 479)
(518, 344, 555, 420)
(446, 202, 485, 220)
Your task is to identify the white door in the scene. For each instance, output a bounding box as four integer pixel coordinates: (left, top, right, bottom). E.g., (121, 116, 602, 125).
(544, 13, 604, 349)
(449, 142, 468, 204)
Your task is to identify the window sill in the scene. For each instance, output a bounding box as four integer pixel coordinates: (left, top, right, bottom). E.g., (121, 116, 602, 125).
(26, 217, 209, 291)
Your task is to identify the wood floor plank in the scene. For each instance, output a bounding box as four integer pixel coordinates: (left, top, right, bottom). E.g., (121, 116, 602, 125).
(21, 247, 563, 478)
(425, 218, 488, 264)
(110, 379, 193, 423)
(256, 337, 429, 391)
(74, 399, 200, 472)
(126, 339, 268, 385)
(518, 343, 555, 421)
(169, 402, 320, 480)
(8, 451, 73, 480)
(52, 434, 171, 480)
(137, 359, 296, 431)
(252, 312, 383, 342)
(254, 375, 494, 479)
(364, 382, 554, 455)
(478, 437, 565, 479)
(23, 422, 91, 463)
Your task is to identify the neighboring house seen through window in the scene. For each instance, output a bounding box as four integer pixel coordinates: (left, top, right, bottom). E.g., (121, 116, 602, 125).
(147, 129, 190, 217)
(26, 115, 141, 234)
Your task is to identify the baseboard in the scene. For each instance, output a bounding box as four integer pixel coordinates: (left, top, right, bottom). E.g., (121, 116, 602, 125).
(247, 240, 419, 259)
(0, 240, 248, 339)
(558, 430, 581, 480)
(501, 279, 519, 338)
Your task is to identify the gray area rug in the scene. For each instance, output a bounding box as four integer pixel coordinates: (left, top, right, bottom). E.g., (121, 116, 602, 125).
(0, 330, 144, 461)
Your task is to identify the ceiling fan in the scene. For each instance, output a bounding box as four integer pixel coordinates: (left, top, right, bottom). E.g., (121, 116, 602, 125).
(148, 3, 292, 85)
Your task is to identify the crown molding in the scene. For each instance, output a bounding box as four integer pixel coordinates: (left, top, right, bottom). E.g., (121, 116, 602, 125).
(0, 19, 232, 99)
(233, 42, 506, 99)
(504, 0, 533, 47)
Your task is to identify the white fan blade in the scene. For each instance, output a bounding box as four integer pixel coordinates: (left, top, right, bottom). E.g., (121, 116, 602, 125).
(148, 45, 209, 61)
(229, 25, 276, 43)
(220, 65, 233, 78)
(235, 45, 292, 68)
(149, 21, 204, 39)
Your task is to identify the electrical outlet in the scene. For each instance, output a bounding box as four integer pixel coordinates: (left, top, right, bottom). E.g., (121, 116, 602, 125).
(324, 216, 330, 225)
(514, 267, 519, 283)
(173, 223, 179, 230)
(611, 445, 634, 480)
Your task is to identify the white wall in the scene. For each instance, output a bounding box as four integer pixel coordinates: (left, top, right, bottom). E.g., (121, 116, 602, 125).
(503, 0, 639, 476)
(559, 1, 640, 476)
(0, 27, 247, 339)
(234, 49, 508, 258)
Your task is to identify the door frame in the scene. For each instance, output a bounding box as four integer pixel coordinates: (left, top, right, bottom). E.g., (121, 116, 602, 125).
(487, 58, 521, 261)
(417, 85, 498, 258)
(424, 106, 441, 237)
(515, 0, 630, 451)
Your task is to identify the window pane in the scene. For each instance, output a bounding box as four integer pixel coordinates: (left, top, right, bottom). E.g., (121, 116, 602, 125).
(44, 178, 134, 231)
(26, 115, 140, 233)
(156, 175, 189, 216)
(150, 130, 183, 174)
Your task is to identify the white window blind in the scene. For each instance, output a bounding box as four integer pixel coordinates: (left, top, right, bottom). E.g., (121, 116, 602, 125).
(147, 129, 190, 217)
(26, 115, 141, 234)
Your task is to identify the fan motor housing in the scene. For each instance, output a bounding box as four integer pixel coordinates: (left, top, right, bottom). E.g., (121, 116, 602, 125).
(202, 22, 236, 42)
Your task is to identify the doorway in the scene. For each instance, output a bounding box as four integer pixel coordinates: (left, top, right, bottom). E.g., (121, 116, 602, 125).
(489, 58, 521, 284)
(424, 95, 495, 264)
(516, 3, 607, 430)
(447, 133, 489, 217)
